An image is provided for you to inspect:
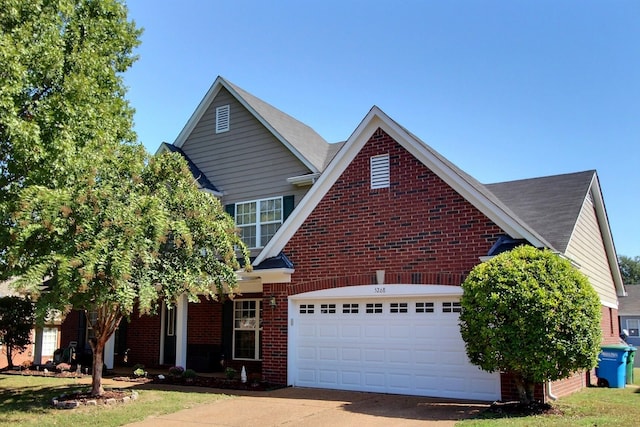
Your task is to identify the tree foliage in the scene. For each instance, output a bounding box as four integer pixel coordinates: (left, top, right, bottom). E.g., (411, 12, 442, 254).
(0, 296, 34, 368)
(1, 0, 250, 396)
(0, 0, 141, 275)
(619, 255, 640, 285)
(459, 245, 602, 404)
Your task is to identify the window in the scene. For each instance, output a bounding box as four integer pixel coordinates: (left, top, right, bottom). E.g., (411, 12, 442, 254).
(235, 197, 283, 248)
(216, 104, 230, 133)
(320, 304, 336, 314)
(300, 304, 315, 314)
(370, 154, 390, 189)
(42, 327, 58, 358)
(366, 303, 383, 314)
(342, 303, 359, 314)
(233, 300, 262, 360)
(443, 302, 461, 313)
(627, 319, 640, 337)
(86, 311, 98, 343)
(416, 302, 434, 313)
(390, 302, 408, 313)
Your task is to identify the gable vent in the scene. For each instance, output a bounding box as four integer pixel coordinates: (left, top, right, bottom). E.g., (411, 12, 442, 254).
(370, 154, 390, 189)
(216, 104, 230, 133)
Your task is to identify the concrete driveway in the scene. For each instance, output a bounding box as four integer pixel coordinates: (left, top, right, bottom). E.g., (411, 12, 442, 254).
(125, 386, 489, 427)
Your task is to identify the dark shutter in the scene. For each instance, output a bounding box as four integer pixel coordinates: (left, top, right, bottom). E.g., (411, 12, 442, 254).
(225, 203, 235, 219)
(283, 195, 294, 220)
(221, 300, 234, 361)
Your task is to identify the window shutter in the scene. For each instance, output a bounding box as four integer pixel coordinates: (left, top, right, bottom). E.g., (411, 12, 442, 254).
(224, 203, 235, 219)
(370, 154, 390, 189)
(216, 105, 230, 133)
(283, 195, 294, 220)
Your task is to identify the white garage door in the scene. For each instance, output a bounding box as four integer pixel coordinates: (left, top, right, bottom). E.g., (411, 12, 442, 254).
(288, 285, 500, 401)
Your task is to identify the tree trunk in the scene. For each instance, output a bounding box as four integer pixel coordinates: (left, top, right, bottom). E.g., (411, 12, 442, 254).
(513, 375, 536, 405)
(6, 345, 14, 369)
(89, 337, 106, 396)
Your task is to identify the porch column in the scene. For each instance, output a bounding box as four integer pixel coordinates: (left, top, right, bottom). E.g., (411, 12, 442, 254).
(33, 327, 43, 365)
(175, 294, 188, 368)
(104, 333, 115, 369)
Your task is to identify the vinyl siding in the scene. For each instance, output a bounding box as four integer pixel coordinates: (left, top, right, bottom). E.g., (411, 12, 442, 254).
(565, 194, 618, 307)
(180, 87, 312, 204)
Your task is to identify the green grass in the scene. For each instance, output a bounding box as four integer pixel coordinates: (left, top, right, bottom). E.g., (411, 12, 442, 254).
(0, 374, 230, 427)
(458, 368, 640, 426)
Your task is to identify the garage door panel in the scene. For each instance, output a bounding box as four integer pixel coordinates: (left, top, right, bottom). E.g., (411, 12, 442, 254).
(341, 347, 361, 361)
(291, 295, 500, 401)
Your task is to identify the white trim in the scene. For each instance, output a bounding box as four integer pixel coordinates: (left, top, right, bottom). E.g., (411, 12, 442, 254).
(175, 294, 188, 368)
(289, 284, 463, 301)
(287, 173, 320, 186)
(232, 299, 262, 361)
(235, 196, 283, 249)
(256, 106, 549, 265)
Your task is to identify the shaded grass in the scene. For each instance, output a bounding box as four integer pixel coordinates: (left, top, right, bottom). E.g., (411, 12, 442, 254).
(0, 374, 230, 427)
(459, 368, 640, 426)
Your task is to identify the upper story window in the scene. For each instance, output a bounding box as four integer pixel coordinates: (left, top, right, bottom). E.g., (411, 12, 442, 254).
(216, 104, 230, 133)
(235, 197, 283, 248)
(371, 154, 390, 189)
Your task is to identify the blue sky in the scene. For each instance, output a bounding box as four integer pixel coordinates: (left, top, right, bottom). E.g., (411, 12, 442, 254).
(124, 0, 639, 257)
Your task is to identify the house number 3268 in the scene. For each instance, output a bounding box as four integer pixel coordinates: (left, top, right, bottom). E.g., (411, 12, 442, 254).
(374, 287, 386, 294)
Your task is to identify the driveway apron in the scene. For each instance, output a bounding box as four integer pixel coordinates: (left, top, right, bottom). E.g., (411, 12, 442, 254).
(125, 386, 489, 427)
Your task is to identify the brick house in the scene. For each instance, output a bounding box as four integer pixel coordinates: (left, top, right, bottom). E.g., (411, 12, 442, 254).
(60, 77, 624, 401)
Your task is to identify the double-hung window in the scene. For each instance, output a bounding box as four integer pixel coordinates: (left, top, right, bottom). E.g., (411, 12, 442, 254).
(233, 300, 262, 360)
(235, 197, 283, 248)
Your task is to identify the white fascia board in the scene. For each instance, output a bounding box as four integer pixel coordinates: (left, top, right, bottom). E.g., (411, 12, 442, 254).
(589, 175, 626, 297)
(256, 106, 547, 264)
(289, 284, 463, 300)
(253, 109, 377, 264)
(173, 77, 225, 148)
(237, 268, 294, 284)
(374, 112, 548, 247)
(287, 173, 321, 186)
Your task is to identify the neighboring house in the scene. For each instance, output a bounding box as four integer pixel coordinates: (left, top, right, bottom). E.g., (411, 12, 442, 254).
(618, 285, 640, 365)
(0, 279, 62, 368)
(59, 77, 624, 402)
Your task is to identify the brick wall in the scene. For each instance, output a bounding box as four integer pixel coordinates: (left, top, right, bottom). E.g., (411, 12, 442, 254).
(125, 308, 161, 368)
(262, 128, 505, 385)
(601, 305, 621, 345)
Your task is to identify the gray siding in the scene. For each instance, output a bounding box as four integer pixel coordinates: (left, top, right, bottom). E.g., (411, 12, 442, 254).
(181, 87, 312, 204)
(565, 194, 618, 307)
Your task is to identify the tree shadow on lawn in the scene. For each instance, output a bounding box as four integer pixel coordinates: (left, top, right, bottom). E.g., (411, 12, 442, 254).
(0, 382, 87, 414)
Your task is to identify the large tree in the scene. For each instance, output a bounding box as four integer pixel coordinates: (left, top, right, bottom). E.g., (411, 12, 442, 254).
(459, 245, 602, 404)
(619, 255, 640, 285)
(0, 296, 34, 368)
(9, 147, 249, 396)
(0, 0, 140, 275)
(1, 1, 250, 396)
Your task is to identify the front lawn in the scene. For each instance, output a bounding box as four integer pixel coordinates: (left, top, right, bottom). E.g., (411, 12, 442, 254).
(0, 373, 229, 427)
(459, 368, 640, 426)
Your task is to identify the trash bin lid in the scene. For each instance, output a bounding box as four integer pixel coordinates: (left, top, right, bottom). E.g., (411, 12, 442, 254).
(601, 344, 632, 351)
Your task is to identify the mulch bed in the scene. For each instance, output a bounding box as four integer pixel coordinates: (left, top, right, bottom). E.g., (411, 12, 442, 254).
(112, 374, 279, 391)
(484, 401, 563, 417)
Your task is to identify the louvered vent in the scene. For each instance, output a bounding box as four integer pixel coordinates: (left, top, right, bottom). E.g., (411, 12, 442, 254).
(216, 104, 230, 133)
(370, 154, 390, 189)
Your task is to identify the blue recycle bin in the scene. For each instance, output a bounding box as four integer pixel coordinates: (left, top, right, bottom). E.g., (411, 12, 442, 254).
(596, 344, 630, 388)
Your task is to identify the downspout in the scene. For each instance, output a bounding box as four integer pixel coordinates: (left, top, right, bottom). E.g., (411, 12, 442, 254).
(546, 380, 558, 401)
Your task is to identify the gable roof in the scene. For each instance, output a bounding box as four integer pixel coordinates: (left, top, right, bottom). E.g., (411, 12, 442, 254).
(158, 142, 220, 194)
(254, 106, 554, 265)
(171, 76, 335, 173)
(619, 285, 640, 316)
(486, 170, 596, 253)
